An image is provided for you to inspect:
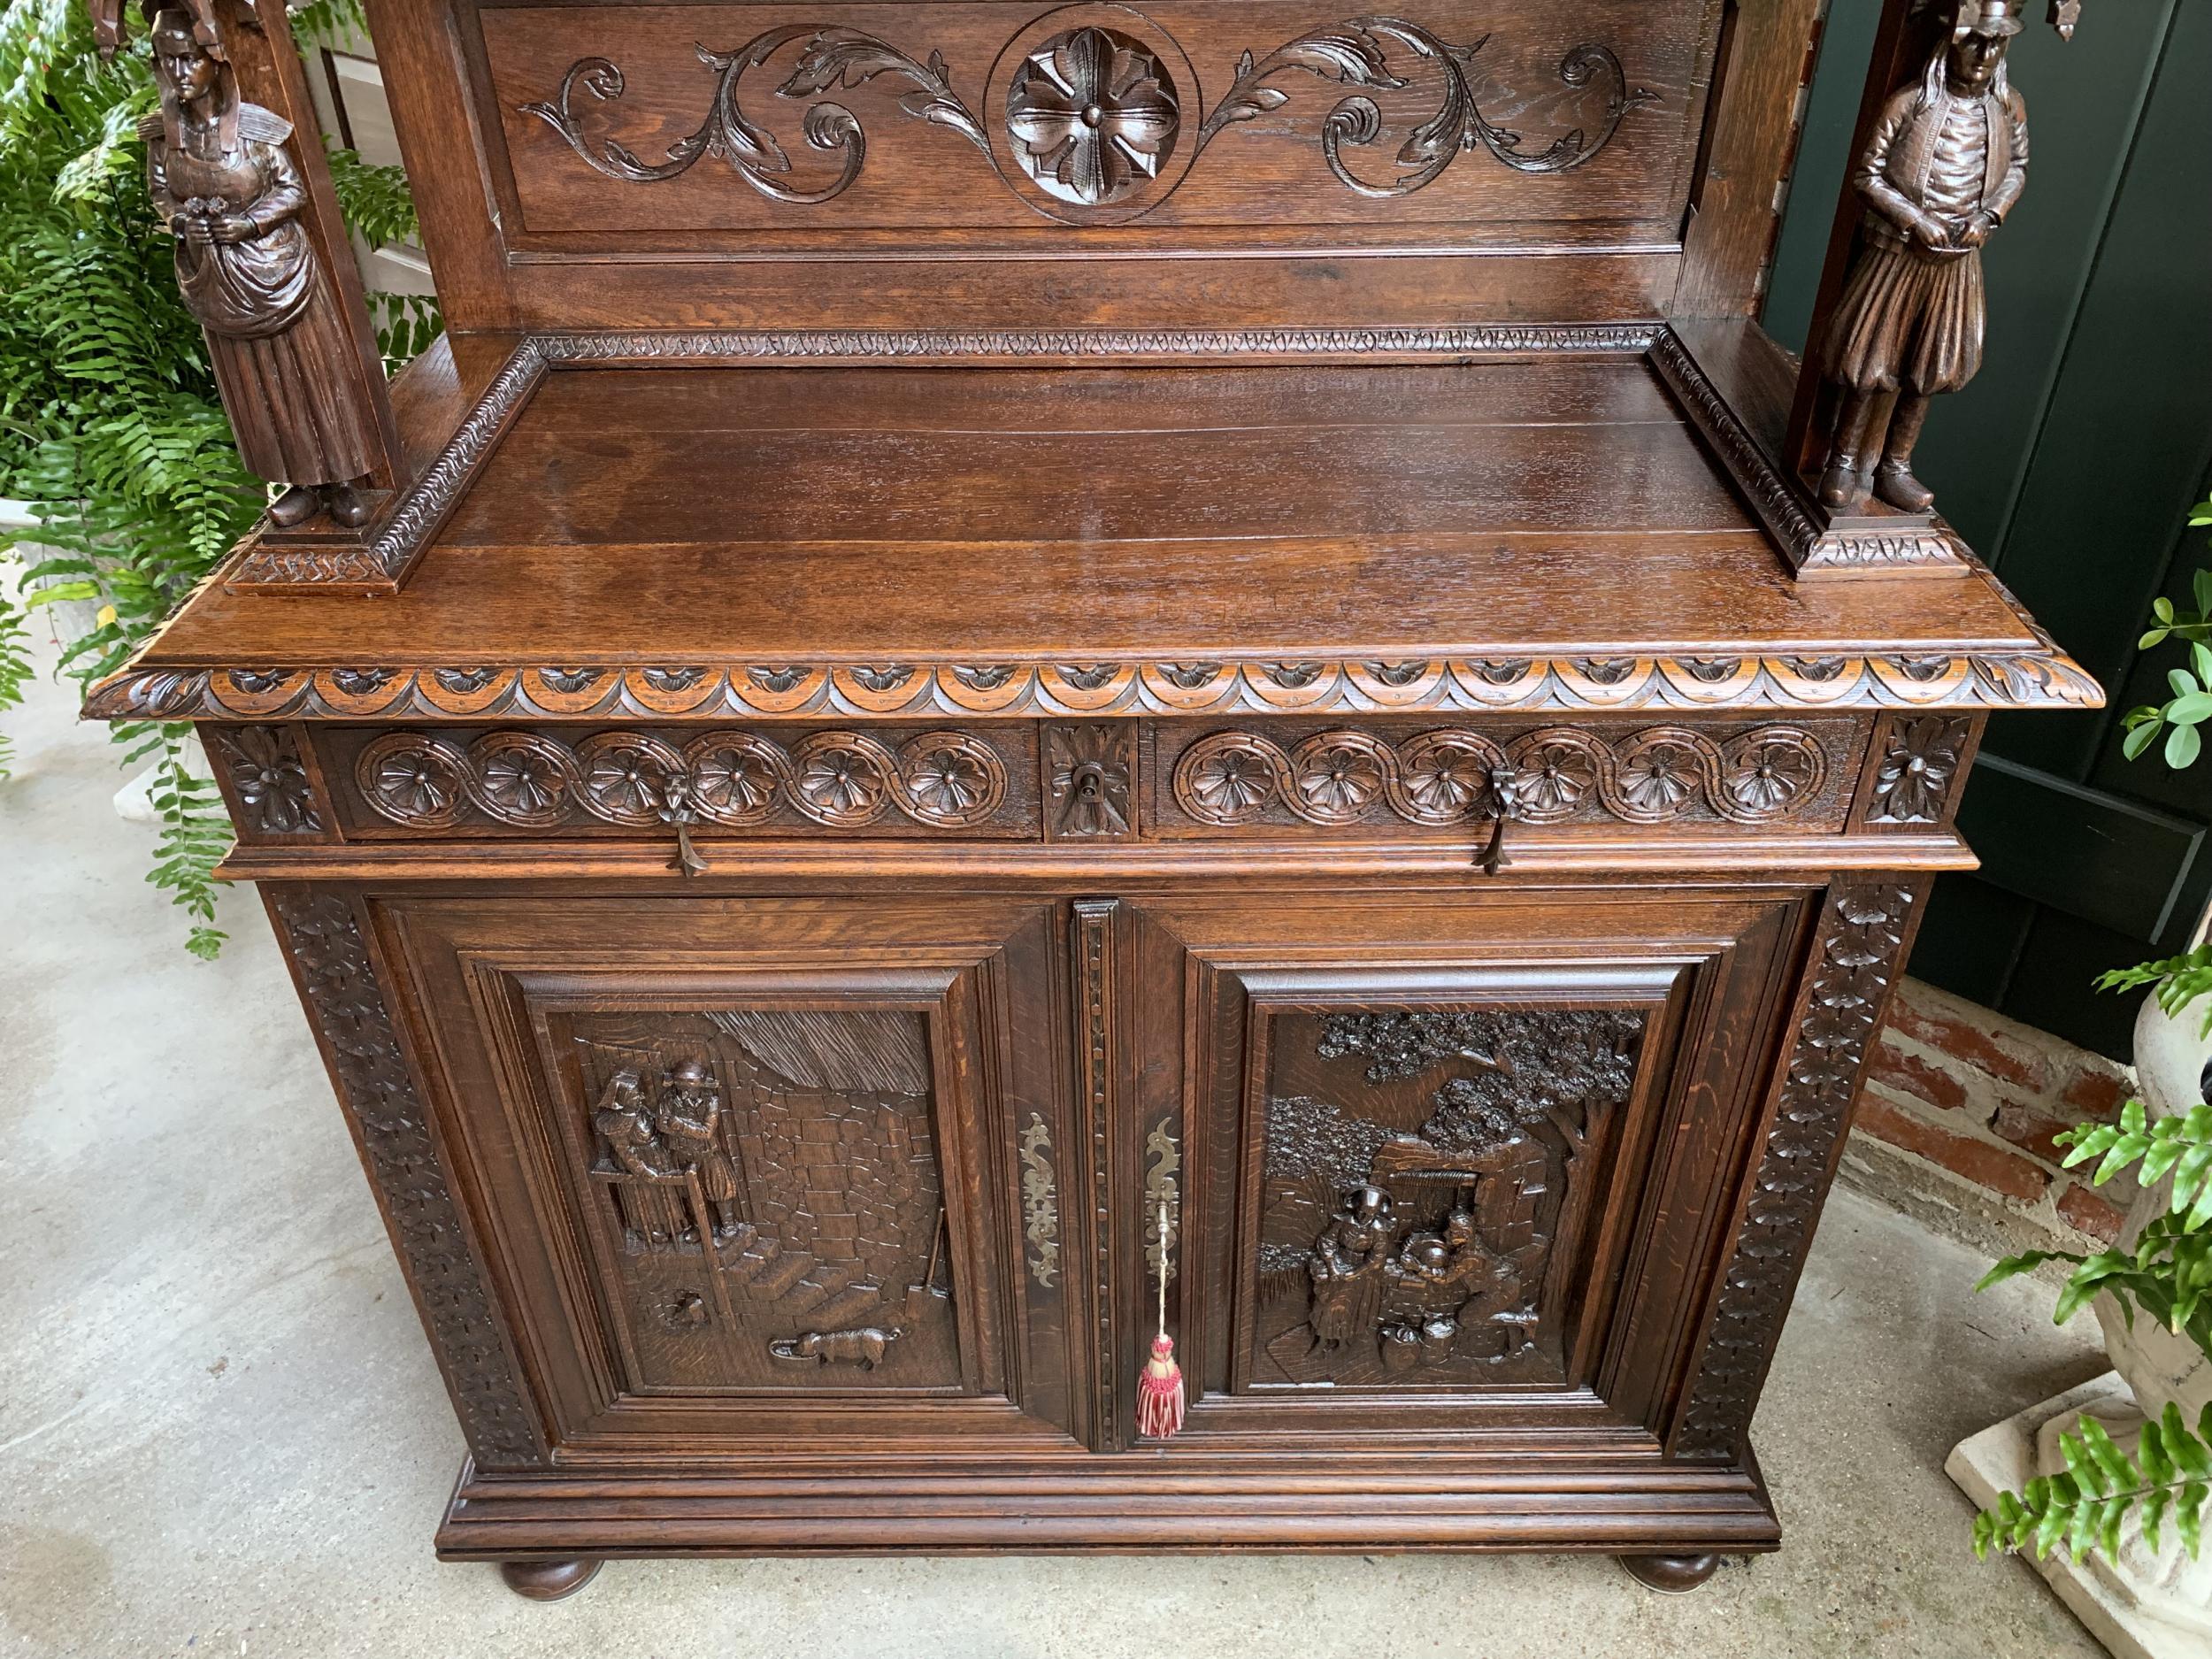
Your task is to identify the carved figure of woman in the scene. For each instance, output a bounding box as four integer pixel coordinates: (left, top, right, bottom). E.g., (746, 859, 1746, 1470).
(654, 1059, 741, 1235)
(142, 6, 377, 527)
(1816, 0, 2028, 513)
(592, 1069, 680, 1180)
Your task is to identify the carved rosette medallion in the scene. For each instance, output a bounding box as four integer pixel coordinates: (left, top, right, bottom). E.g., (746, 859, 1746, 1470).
(896, 731, 1008, 826)
(1718, 729, 1827, 823)
(469, 731, 579, 827)
(356, 731, 472, 828)
(1865, 714, 1973, 825)
(683, 732, 791, 826)
(1005, 26, 1179, 207)
(1674, 881, 1918, 1460)
(1177, 731, 1289, 826)
(212, 725, 323, 835)
(576, 731, 687, 826)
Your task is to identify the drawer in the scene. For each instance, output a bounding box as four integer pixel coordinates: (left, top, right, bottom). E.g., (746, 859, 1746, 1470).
(211, 715, 1900, 853)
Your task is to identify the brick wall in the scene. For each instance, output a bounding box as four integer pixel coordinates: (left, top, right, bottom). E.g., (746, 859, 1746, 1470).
(1843, 977, 2139, 1255)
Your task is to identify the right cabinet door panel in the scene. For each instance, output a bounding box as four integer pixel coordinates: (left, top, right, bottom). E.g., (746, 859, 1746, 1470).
(1121, 886, 1811, 1448)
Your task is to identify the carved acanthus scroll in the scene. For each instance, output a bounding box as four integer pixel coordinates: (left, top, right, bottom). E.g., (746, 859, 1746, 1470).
(526, 17, 1642, 217)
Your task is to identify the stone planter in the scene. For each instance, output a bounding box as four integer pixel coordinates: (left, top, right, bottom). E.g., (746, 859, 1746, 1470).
(1947, 992, 2212, 1659)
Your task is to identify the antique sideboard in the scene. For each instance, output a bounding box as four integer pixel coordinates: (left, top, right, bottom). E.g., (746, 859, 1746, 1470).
(88, 0, 2106, 1599)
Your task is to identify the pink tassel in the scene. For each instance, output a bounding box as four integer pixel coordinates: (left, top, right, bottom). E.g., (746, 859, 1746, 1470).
(1136, 1333, 1185, 1440)
(1136, 1198, 1185, 1440)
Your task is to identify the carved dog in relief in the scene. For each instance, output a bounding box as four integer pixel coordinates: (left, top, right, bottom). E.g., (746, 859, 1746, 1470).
(768, 1326, 902, 1370)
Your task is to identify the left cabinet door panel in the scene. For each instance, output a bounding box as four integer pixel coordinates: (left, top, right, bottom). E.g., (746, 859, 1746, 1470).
(382, 893, 1077, 1459)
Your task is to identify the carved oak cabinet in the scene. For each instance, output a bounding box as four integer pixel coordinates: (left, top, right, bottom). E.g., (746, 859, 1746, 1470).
(88, 0, 2108, 1600)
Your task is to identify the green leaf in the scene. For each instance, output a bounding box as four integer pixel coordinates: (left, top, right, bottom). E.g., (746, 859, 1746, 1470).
(2126, 718, 2167, 759)
(2170, 693, 2212, 726)
(2170, 723, 2203, 770)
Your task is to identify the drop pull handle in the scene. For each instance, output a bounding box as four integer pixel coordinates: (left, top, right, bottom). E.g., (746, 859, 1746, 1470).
(1478, 765, 1522, 876)
(657, 776, 709, 879)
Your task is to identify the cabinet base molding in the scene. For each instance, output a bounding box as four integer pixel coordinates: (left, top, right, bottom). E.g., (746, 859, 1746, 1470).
(437, 1457, 1782, 1559)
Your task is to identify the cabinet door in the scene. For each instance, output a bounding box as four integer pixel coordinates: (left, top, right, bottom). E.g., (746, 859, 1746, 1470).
(386, 895, 1079, 1459)
(1116, 887, 1807, 1448)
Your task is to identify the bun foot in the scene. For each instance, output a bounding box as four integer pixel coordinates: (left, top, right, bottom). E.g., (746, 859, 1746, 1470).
(1618, 1552, 1721, 1594)
(497, 1557, 603, 1601)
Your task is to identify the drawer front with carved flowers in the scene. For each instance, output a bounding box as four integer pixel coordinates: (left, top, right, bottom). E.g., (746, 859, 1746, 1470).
(319, 725, 1041, 839)
(1151, 718, 1867, 838)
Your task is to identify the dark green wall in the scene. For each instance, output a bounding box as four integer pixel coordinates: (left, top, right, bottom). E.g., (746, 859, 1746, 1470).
(1764, 2, 2212, 1058)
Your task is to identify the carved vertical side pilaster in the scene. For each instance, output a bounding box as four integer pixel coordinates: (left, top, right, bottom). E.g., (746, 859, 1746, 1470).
(1072, 898, 1128, 1452)
(265, 886, 545, 1469)
(1672, 878, 1924, 1462)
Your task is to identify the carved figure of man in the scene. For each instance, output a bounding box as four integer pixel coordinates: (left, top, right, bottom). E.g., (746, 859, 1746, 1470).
(654, 1058, 741, 1236)
(592, 1069, 679, 1180)
(1309, 1186, 1396, 1350)
(139, 6, 379, 527)
(1817, 0, 2029, 513)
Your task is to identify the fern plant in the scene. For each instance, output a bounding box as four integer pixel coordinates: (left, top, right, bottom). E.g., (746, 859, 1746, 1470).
(1971, 503, 2212, 1567)
(1975, 1101, 2212, 1563)
(0, 0, 436, 956)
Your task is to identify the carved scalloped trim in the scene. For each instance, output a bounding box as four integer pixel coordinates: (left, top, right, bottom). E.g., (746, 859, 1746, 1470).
(88, 646, 2101, 723)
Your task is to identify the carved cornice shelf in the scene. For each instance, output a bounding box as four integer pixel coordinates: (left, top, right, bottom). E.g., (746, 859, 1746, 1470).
(87, 647, 2099, 725)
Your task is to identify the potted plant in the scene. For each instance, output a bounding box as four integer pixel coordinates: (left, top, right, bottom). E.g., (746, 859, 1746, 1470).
(1951, 503, 2212, 1657)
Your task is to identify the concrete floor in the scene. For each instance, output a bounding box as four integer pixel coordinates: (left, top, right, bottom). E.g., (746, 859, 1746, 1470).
(0, 623, 2114, 1659)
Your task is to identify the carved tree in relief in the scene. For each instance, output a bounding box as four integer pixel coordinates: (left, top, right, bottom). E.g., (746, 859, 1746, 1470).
(115, 4, 380, 527)
(1256, 1008, 1645, 1386)
(570, 1008, 956, 1389)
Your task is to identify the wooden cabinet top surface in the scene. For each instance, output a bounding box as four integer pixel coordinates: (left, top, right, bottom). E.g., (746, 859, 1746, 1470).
(98, 338, 2093, 724)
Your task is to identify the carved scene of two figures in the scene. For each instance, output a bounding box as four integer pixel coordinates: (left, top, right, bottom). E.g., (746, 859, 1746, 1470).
(577, 1010, 956, 1387)
(1815, 0, 2030, 515)
(89, 0, 380, 529)
(1259, 1008, 1645, 1387)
